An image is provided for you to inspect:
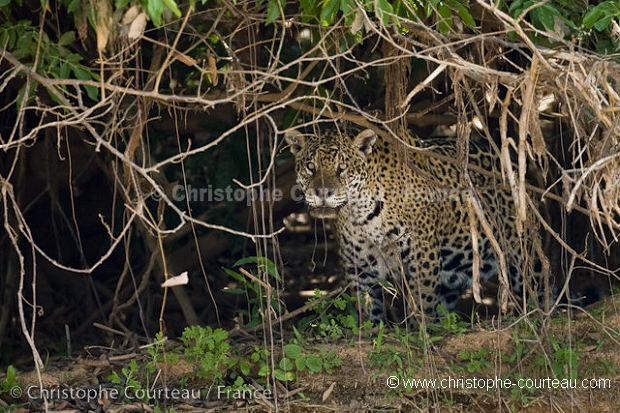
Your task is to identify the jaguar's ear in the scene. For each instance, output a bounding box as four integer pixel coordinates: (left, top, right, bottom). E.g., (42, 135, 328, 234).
(284, 130, 305, 155)
(354, 129, 377, 155)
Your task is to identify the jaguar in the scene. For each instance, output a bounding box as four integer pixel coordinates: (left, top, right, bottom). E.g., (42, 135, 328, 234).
(285, 124, 545, 324)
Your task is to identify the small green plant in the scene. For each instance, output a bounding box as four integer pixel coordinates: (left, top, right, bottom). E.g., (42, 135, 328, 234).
(547, 336, 579, 380)
(389, 324, 440, 351)
(431, 306, 469, 336)
(0, 365, 17, 395)
(585, 357, 617, 377)
(369, 323, 429, 376)
(501, 334, 528, 365)
(178, 325, 232, 382)
(316, 318, 346, 342)
(507, 373, 536, 408)
(108, 327, 234, 407)
(250, 341, 343, 385)
(370, 341, 406, 370)
(0, 365, 23, 412)
(0, 20, 100, 103)
(223, 256, 284, 328)
(251, 346, 272, 380)
(146, 331, 179, 371)
(283, 343, 342, 376)
(298, 289, 373, 341)
(583, 1, 620, 34)
(458, 348, 493, 373)
(109, 359, 148, 403)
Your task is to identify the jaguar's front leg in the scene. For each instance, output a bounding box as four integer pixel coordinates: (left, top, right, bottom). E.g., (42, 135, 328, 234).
(400, 230, 443, 323)
(345, 264, 385, 325)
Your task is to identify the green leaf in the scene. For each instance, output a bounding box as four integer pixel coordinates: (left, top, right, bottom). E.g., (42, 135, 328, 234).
(266, 0, 284, 25)
(16, 30, 34, 53)
(320, 0, 340, 26)
(584, 0, 620, 31)
(299, 0, 315, 14)
(375, 0, 394, 26)
(109, 371, 122, 384)
(437, 3, 452, 20)
(533, 5, 556, 30)
(583, 10, 600, 29)
(239, 361, 251, 376)
(58, 31, 76, 47)
(273, 368, 294, 381)
(594, 15, 614, 31)
(234, 256, 281, 280)
(223, 267, 245, 283)
(340, 0, 355, 18)
(437, 3, 453, 34)
(163, 0, 181, 17)
(7, 365, 16, 383)
(305, 355, 323, 373)
(207, 33, 219, 44)
(233, 256, 259, 266)
(46, 85, 67, 106)
(284, 343, 303, 359)
(295, 356, 306, 371)
(454, 3, 475, 28)
(212, 328, 228, 342)
(72, 65, 91, 81)
(85, 85, 99, 101)
(258, 363, 270, 376)
(16, 84, 35, 110)
(115, 0, 132, 8)
(162, 0, 182, 17)
(145, 0, 165, 27)
(65, 0, 80, 14)
(508, 0, 525, 16)
(59, 62, 70, 79)
(279, 357, 294, 371)
(65, 53, 82, 63)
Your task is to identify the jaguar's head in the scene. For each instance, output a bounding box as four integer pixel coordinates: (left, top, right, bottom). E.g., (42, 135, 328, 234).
(285, 128, 377, 218)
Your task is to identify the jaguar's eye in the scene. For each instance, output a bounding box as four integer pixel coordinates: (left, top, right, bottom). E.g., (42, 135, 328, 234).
(336, 162, 347, 175)
(306, 162, 315, 173)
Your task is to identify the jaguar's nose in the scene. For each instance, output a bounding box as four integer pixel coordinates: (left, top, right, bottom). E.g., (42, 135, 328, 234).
(314, 187, 335, 200)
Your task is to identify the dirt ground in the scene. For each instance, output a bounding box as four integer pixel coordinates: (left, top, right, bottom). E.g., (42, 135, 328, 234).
(2, 295, 620, 412)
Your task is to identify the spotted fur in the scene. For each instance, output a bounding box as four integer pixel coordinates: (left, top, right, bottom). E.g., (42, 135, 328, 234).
(286, 126, 541, 324)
